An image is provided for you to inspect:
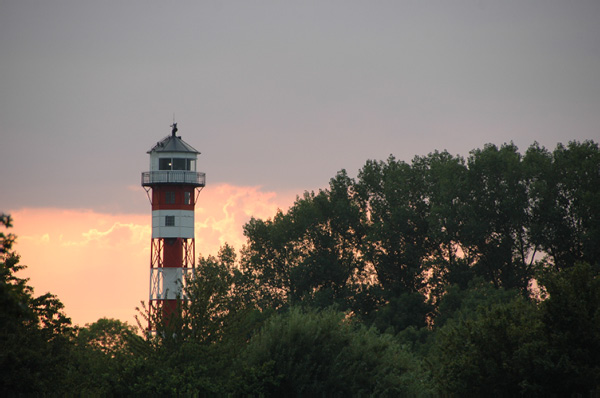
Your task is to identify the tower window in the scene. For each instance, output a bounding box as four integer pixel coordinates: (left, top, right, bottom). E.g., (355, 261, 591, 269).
(165, 192, 176, 204)
(165, 216, 175, 226)
(158, 157, 195, 171)
(184, 191, 191, 205)
(173, 158, 186, 170)
(159, 158, 172, 170)
(187, 159, 196, 171)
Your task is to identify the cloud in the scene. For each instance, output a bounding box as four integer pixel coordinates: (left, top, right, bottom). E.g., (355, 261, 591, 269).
(7, 184, 295, 327)
(195, 183, 296, 254)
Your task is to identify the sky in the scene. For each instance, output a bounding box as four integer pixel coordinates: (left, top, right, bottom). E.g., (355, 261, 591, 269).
(1, 0, 599, 326)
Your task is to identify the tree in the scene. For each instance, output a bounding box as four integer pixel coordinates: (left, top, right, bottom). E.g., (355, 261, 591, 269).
(447, 143, 538, 292)
(412, 150, 474, 302)
(76, 317, 137, 357)
(369, 291, 432, 334)
(71, 318, 141, 395)
(431, 294, 552, 396)
(538, 263, 600, 395)
(240, 171, 366, 312)
(239, 307, 430, 397)
(527, 141, 600, 270)
(124, 244, 271, 396)
(184, 244, 242, 344)
(0, 213, 74, 395)
(433, 278, 519, 329)
(355, 156, 432, 296)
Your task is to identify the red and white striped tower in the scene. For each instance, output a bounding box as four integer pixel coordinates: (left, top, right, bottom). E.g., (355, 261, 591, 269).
(141, 123, 205, 327)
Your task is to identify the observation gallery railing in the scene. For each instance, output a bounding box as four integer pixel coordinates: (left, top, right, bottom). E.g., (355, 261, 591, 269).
(141, 171, 206, 187)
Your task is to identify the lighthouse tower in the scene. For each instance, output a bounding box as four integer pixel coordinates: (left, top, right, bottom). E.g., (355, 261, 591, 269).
(141, 123, 205, 327)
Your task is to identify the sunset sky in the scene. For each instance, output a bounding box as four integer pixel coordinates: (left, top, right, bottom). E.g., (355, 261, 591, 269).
(1, 1, 599, 327)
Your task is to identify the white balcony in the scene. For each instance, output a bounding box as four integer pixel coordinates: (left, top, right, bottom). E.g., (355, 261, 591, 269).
(141, 171, 206, 187)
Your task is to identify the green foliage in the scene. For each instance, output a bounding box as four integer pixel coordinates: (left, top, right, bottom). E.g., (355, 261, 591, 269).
(70, 318, 141, 394)
(527, 141, 600, 270)
(369, 291, 432, 334)
(417, 151, 472, 293)
(241, 170, 366, 313)
(123, 244, 274, 396)
(184, 244, 242, 343)
(356, 156, 432, 295)
(237, 142, 600, 326)
(237, 140, 600, 352)
(433, 278, 521, 328)
(239, 307, 431, 397)
(462, 143, 536, 290)
(2, 140, 600, 396)
(430, 264, 600, 397)
(0, 213, 74, 395)
(431, 295, 552, 396)
(0, 214, 16, 254)
(76, 317, 137, 357)
(538, 263, 600, 395)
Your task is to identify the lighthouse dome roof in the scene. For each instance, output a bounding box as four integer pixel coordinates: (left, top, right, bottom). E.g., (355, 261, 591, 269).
(148, 124, 200, 154)
(148, 134, 200, 154)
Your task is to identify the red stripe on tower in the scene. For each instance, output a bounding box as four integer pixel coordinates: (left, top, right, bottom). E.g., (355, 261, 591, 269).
(141, 123, 205, 329)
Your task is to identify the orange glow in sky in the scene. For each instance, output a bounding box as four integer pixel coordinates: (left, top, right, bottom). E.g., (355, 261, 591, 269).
(9, 184, 296, 327)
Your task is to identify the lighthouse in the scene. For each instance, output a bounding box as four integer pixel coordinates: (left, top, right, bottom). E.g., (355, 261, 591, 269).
(141, 123, 205, 327)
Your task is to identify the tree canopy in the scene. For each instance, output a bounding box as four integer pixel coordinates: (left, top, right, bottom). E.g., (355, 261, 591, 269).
(2, 140, 600, 396)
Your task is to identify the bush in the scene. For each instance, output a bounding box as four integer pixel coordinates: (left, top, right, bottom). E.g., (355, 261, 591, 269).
(238, 307, 431, 397)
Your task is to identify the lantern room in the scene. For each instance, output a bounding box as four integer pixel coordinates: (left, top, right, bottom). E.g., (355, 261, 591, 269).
(142, 123, 205, 187)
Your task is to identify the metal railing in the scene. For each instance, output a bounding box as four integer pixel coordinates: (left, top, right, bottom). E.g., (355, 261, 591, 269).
(141, 171, 206, 187)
